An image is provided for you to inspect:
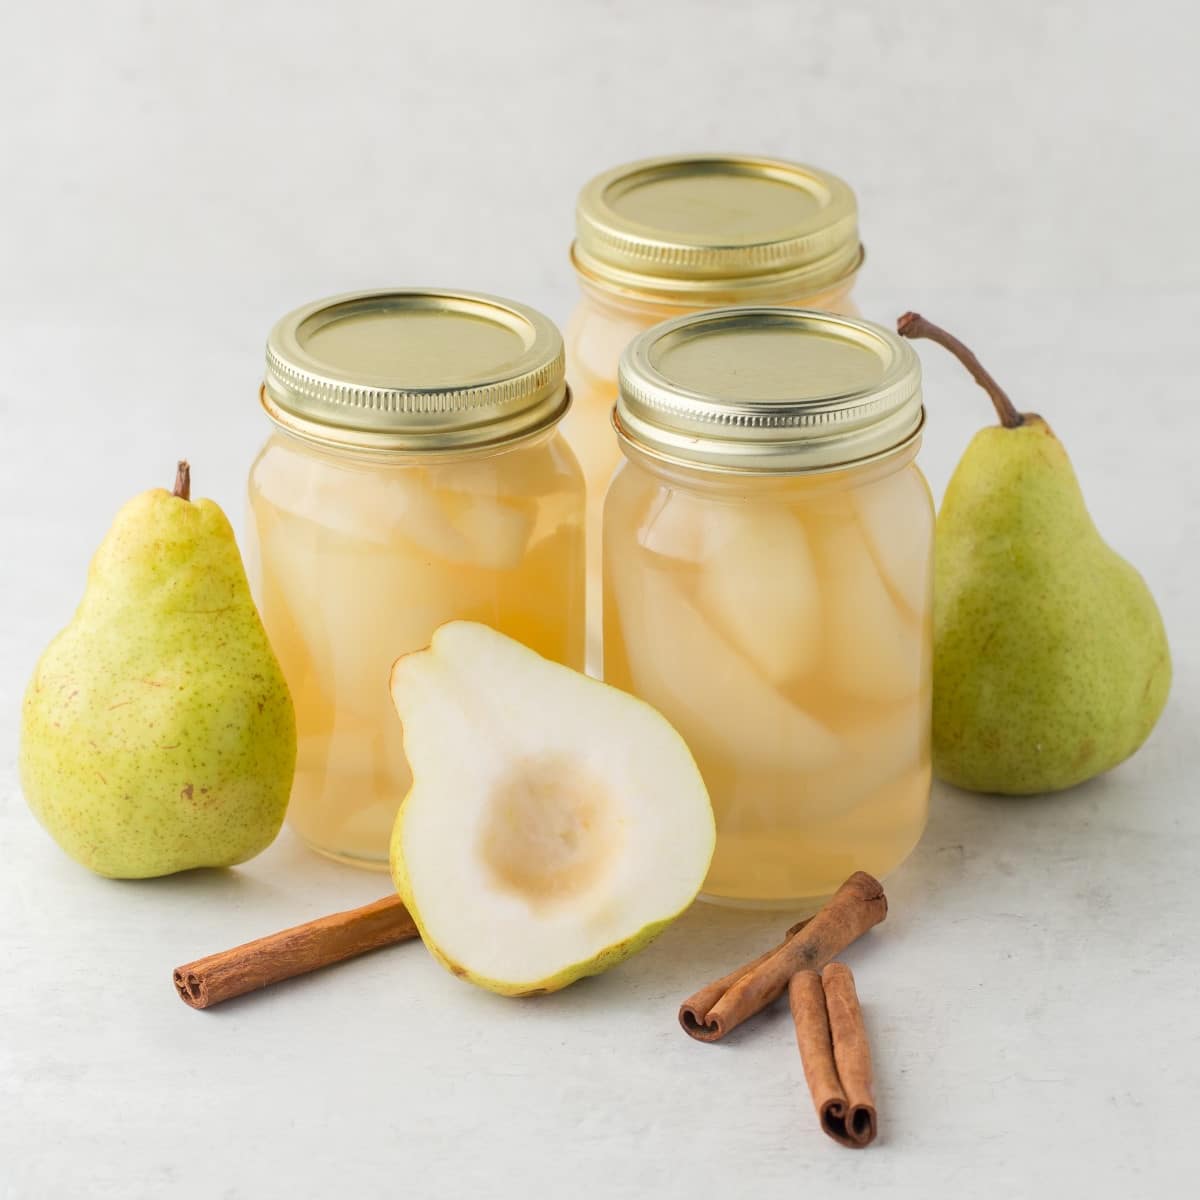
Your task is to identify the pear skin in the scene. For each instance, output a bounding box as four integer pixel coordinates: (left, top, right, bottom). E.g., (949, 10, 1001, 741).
(20, 463, 297, 877)
(899, 314, 1171, 794)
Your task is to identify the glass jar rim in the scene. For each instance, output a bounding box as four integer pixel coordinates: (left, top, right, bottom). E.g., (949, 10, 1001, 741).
(571, 242, 865, 309)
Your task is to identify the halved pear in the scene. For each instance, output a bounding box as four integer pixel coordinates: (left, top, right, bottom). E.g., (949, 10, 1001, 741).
(389, 622, 715, 996)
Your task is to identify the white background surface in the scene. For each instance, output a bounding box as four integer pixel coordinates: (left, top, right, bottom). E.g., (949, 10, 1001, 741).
(2, 2, 1198, 1197)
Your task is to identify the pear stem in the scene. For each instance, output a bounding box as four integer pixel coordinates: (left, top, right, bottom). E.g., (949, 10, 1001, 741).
(173, 460, 191, 501)
(896, 312, 1025, 429)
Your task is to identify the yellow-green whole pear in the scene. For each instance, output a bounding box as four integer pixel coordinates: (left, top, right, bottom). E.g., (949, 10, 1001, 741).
(20, 462, 297, 877)
(389, 622, 715, 996)
(898, 314, 1171, 794)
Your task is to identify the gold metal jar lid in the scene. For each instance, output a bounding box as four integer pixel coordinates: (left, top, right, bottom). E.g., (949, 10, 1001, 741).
(262, 289, 568, 455)
(572, 155, 862, 304)
(616, 308, 923, 474)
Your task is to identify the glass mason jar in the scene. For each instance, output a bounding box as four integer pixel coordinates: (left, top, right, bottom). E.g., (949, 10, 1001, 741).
(564, 154, 865, 662)
(246, 290, 585, 868)
(603, 309, 932, 910)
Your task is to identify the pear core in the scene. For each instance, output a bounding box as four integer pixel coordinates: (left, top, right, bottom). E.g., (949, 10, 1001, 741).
(479, 753, 624, 909)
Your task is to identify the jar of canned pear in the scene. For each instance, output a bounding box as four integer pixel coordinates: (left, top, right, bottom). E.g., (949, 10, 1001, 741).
(603, 309, 930, 909)
(564, 154, 865, 657)
(247, 290, 585, 867)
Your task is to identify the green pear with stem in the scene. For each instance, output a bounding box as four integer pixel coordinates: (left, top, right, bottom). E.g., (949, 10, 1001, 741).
(20, 462, 297, 876)
(898, 314, 1170, 794)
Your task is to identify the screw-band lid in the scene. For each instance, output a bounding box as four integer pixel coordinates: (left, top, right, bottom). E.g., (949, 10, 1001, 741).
(573, 155, 862, 304)
(262, 289, 568, 455)
(616, 308, 923, 474)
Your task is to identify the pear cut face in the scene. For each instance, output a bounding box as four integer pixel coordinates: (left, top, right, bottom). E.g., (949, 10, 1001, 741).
(389, 622, 715, 994)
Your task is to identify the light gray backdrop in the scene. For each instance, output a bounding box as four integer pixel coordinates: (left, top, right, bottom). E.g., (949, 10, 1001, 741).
(2, 2, 1197, 1197)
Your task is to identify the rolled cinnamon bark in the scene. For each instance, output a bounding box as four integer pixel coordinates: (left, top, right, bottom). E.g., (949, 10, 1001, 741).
(678, 919, 809, 1035)
(682, 872, 886, 1043)
(173, 894, 418, 1009)
(789, 971, 845, 1133)
(822, 963, 877, 1146)
(789, 964, 877, 1148)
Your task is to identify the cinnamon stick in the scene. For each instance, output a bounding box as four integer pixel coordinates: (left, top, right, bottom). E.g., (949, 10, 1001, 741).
(789, 964, 877, 1148)
(681, 872, 886, 1043)
(823, 964, 877, 1143)
(173, 894, 418, 1009)
(678, 919, 809, 1035)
